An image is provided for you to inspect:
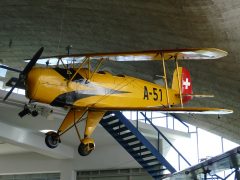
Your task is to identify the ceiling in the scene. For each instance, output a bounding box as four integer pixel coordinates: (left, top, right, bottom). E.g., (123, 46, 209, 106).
(0, 0, 239, 146)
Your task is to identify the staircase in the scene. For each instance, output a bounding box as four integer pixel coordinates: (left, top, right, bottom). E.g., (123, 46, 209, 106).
(100, 111, 177, 179)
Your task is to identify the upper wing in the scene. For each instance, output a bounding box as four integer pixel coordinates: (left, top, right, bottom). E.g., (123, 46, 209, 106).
(30, 48, 228, 64)
(88, 107, 233, 115)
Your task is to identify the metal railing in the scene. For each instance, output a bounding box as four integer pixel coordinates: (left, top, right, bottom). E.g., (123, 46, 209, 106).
(140, 112, 191, 169)
(122, 111, 191, 171)
(122, 111, 190, 133)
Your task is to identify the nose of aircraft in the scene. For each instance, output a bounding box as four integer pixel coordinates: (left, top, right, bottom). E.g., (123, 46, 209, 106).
(25, 67, 41, 99)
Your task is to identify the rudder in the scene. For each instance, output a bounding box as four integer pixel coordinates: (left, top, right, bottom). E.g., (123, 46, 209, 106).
(172, 67, 193, 103)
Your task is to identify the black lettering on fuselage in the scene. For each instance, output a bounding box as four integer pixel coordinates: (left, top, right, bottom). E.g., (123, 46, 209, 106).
(153, 88, 158, 101)
(159, 89, 162, 101)
(144, 86, 162, 101)
(143, 86, 149, 100)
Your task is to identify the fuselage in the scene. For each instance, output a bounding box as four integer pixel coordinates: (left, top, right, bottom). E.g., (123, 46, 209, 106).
(26, 67, 181, 109)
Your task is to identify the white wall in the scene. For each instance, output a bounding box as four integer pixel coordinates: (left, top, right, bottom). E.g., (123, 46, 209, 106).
(0, 143, 140, 180)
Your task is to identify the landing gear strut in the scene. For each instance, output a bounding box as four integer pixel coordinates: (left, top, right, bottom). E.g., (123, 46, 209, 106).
(45, 131, 60, 149)
(44, 109, 104, 156)
(78, 138, 95, 156)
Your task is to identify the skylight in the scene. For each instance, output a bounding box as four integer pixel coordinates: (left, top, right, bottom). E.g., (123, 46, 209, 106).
(0, 64, 7, 77)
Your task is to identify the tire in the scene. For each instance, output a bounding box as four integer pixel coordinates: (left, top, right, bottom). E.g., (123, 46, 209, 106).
(45, 132, 60, 149)
(78, 142, 94, 156)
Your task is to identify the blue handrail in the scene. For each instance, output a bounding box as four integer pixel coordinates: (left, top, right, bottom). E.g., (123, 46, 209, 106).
(170, 113, 190, 132)
(140, 112, 191, 167)
(114, 111, 177, 173)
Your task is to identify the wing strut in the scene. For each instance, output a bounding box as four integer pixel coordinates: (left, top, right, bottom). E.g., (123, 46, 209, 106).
(175, 58, 183, 107)
(161, 52, 170, 107)
(88, 58, 104, 81)
(68, 57, 89, 82)
(68, 57, 105, 83)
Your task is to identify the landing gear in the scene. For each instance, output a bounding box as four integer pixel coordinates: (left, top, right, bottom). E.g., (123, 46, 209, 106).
(44, 109, 105, 156)
(78, 138, 95, 156)
(45, 131, 60, 149)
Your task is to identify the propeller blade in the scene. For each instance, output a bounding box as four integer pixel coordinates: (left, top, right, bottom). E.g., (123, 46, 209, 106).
(22, 47, 44, 75)
(3, 79, 21, 101)
(0, 65, 21, 73)
(3, 47, 44, 101)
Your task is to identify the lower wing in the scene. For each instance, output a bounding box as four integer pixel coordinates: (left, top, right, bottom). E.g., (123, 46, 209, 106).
(88, 107, 233, 115)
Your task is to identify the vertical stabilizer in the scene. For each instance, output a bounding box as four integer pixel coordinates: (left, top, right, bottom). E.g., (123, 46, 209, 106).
(172, 67, 193, 103)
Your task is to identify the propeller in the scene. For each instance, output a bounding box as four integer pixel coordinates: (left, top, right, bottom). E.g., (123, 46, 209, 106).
(3, 47, 44, 101)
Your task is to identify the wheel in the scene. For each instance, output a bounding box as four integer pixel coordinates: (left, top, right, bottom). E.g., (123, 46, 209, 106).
(78, 138, 95, 156)
(78, 143, 95, 156)
(45, 132, 60, 149)
(31, 110, 38, 117)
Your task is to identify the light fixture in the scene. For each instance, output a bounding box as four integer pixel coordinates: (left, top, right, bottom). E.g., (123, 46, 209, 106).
(39, 129, 57, 134)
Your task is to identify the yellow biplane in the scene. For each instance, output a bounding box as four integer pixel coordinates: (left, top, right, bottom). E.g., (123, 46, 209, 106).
(1, 47, 233, 156)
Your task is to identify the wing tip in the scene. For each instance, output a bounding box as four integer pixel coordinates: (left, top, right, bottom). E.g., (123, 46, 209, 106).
(218, 109, 233, 115)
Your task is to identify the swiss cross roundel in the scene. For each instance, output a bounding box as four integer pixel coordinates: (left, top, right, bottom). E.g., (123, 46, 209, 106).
(181, 68, 193, 103)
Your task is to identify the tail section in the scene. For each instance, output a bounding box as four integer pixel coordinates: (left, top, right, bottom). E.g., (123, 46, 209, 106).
(172, 67, 193, 104)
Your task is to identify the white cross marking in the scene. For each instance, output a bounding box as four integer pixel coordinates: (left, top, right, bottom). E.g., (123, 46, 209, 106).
(183, 78, 191, 89)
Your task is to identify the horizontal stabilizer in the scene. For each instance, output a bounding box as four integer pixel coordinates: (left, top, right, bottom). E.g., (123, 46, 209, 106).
(89, 107, 233, 115)
(178, 94, 215, 98)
